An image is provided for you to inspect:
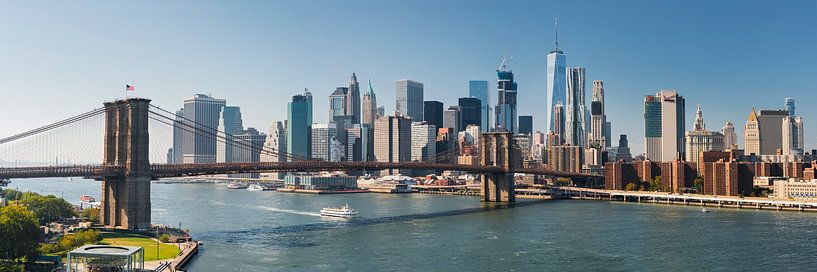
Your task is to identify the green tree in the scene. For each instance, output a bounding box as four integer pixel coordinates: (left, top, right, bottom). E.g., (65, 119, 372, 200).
(0, 260, 24, 272)
(20, 195, 74, 225)
(649, 176, 663, 191)
(0, 206, 40, 262)
(693, 175, 705, 193)
(0, 189, 23, 202)
(625, 183, 636, 191)
(80, 208, 99, 224)
(159, 234, 171, 243)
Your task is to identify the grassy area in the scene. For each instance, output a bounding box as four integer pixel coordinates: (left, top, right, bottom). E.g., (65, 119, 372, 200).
(99, 232, 181, 261)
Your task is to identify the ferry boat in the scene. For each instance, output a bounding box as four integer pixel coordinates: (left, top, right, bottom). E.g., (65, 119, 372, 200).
(80, 195, 96, 203)
(320, 204, 358, 218)
(226, 182, 248, 189)
(247, 184, 265, 191)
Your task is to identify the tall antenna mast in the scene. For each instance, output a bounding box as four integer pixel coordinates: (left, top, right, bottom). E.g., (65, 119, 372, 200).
(554, 17, 559, 52)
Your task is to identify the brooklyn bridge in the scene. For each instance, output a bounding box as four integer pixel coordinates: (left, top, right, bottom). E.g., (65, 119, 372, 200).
(0, 98, 598, 230)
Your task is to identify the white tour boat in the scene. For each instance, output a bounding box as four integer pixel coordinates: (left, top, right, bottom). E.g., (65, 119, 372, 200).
(226, 182, 248, 189)
(320, 203, 359, 218)
(247, 184, 265, 191)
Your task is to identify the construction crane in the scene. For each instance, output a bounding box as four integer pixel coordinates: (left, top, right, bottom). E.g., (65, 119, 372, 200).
(497, 55, 513, 71)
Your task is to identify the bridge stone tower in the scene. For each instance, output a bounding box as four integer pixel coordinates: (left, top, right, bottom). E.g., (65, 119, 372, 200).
(480, 132, 515, 202)
(100, 98, 152, 230)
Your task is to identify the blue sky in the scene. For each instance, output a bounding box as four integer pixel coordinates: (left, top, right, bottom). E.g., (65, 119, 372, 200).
(0, 0, 815, 155)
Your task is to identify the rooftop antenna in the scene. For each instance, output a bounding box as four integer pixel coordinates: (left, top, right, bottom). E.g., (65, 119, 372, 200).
(554, 17, 560, 52)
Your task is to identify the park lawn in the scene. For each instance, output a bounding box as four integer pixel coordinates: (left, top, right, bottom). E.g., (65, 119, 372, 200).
(99, 232, 180, 261)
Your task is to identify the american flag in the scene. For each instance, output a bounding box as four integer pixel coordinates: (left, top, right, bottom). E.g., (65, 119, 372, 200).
(126, 84, 135, 91)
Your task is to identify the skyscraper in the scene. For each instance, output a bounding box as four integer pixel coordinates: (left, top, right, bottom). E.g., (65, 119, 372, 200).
(785, 97, 796, 116)
(684, 105, 724, 168)
(287, 91, 312, 161)
(231, 127, 266, 178)
(744, 108, 761, 156)
(721, 121, 737, 149)
(216, 106, 243, 163)
(261, 120, 287, 179)
(643, 90, 685, 162)
(396, 79, 424, 121)
(589, 80, 607, 148)
(411, 122, 437, 163)
(181, 94, 226, 163)
(458, 97, 481, 131)
(551, 102, 565, 143)
(346, 73, 361, 124)
(546, 18, 566, 134)
(564, 67, 587, 147)
(362, 80, 378, 127)
(469, 80, 490, 132)
(170, 108, 185, 164)
(495, 59, 518, 133)
(782, 116, 804, 156)
(346, 124, 373, 162)
(443, 106, 461, 133)
(329, 87, 348, 121)
(423, 101, 444, 129)
(518, 115, 533, 135)
(310, 123, 338, 161)
(374, 114, 412, 175)
(757, 109, 788, 155)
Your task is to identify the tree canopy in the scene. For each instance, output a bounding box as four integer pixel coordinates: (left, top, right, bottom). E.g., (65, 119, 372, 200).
(0, 205, 40, 262)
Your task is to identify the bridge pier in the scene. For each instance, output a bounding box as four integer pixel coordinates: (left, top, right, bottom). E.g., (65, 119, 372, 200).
(480, 132, 514, 202)
(100, 98, 152, 230)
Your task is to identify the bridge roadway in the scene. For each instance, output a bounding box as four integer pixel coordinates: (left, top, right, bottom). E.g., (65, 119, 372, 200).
(0, 161, 599, 180)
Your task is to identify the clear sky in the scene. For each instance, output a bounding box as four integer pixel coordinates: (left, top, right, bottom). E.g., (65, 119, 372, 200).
(0, 0, 815, 156)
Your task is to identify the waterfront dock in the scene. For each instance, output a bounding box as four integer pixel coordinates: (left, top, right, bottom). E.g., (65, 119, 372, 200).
(160, 242, 198, 272)
(412, 185, 480, 196)
(551, 187, 817, 212)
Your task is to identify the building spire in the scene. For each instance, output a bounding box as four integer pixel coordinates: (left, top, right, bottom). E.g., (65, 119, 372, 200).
(694, 104, 706, 131)
(555, 17, 559, 52)
(367, 79, 375, 96)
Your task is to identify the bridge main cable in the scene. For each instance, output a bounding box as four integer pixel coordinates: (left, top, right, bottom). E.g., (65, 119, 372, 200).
(0, 107, 105, 145)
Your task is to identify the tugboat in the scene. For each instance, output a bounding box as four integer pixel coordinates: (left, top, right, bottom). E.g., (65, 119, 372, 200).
(320, 203, 359, 218)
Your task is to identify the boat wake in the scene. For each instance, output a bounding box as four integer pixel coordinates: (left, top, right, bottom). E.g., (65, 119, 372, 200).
(255, 205, 322, 217)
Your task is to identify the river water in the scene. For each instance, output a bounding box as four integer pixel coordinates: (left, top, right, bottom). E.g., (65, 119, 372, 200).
(8, 178, 817, 271)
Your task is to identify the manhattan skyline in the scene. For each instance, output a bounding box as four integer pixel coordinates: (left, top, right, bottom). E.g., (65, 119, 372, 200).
(0, 0, 815, 155)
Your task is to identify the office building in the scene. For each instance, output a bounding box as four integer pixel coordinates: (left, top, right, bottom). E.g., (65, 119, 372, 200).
(435, 128, 457, 163)
(774, 178, 817, 200)
(518, 115, 533, 135)
(443, 106, 461, 132)
(757, 109, 789, 155)
(181, 94, 226, 163)
(216, 106, 243, 163)
(310, 123, 340, 162)
(546, 18, 566, 134)
(329, 87, 348, 121)
(782, 116, 804, 156)
(362, 80, 379, 127)
(261, 120, 287, 179)
(170, 108, 185, 164)
(287, 91, 312, 161)
(346, 124, 374, 162)
(589, 80, 607, 148)
(785, 97, 796, 116)
(423, 101, 444, 129)
(684, 105, 724, 169)
(548, 144, 582, 173)
(564, 67, 587, 147)
(721, 121, 737, 149)
(744, 108, 761, 156)
(613, 134, 632, 162)
(495, 60, 518, 132)
(644, 90, 685, 162)
(231, 127, 266, 178)
(458, 97, 481, 131)
(551, 102, 565, 143)
(411, 122, 437, 163)
(396, 79, 424, 121)
(469, 80, 490, 132)
(346, 73, 361, 124)
(374, 114, 412, 175)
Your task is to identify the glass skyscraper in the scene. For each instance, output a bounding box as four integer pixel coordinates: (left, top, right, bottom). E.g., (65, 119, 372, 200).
(546, 48, 566, 133)
(495, 68, 518, 133)
(468, 80, 490, 132)
(287, 91, 313, 161)
(396, 79, 424, 121)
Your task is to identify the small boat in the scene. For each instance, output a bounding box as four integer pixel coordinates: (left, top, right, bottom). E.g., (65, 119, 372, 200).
(320, 203, 358, 218)
(226, 182, 248, 189)
(247, 184, 264, 191)
(701, 208, 710, 213)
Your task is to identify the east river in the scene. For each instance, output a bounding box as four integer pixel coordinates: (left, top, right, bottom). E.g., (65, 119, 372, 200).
(9, 178, 817, 271)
